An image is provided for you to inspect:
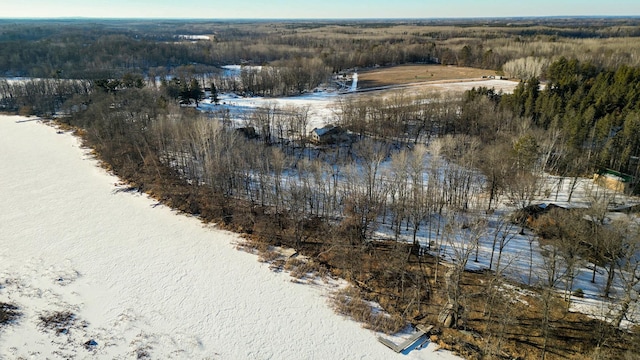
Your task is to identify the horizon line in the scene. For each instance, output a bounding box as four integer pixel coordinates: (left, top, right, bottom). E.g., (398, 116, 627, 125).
(1, 15, 640, 21)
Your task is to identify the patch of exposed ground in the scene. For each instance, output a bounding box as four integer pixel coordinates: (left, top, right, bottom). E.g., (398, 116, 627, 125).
(357, 65, 496, 89)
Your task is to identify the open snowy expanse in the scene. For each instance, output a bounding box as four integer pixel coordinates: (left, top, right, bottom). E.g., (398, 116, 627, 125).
(0, 115, 461, 359)
(199, 91, 340, 133)
(197, 81, 521, 135)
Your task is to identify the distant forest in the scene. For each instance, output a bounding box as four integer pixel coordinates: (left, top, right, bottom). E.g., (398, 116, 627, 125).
(2, 18, 640, 78)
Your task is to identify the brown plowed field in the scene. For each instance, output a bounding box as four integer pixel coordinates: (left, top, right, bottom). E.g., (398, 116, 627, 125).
(357, 64, 497, 89)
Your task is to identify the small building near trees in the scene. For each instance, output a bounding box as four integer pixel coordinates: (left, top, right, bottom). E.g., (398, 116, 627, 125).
(310, 125, 349, 145)
(593, 169, 634, 193)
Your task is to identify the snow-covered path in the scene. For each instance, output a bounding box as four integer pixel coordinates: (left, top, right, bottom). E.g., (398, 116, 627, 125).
(0, 116, 459, 359)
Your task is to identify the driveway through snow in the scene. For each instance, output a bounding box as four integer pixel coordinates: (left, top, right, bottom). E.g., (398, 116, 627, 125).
(0, 116, 460, 359)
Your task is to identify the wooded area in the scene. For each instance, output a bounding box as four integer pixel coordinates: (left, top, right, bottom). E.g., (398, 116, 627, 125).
(3, 18, 640, 359)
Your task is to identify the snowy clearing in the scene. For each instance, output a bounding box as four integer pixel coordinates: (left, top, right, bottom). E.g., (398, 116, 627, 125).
(199, 91, 341, 134)
(0, 115, 460, 359)
(197, 77, 519, 135)
(177, 35, 211, 40)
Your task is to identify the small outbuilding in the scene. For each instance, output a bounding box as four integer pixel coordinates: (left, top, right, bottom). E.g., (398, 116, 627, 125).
(310, 125, 349, 145)
(593, 169, 633, 193)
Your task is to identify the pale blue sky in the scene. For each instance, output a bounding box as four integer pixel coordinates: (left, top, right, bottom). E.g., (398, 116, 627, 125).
(2, 0, 639, 19)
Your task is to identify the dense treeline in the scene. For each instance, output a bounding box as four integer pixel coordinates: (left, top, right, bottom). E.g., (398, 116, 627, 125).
(3, 18, 640, 80)
(0, 78, 92, 115)
(0, 32, 215, 78)
(238, 58, 331, 96)
(486, 58, 640, 182)
(0, 20, 238, 78)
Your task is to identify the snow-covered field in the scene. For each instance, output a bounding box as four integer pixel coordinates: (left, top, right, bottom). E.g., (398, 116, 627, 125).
(177, 35, 211, 41)
(199, 91, 340, 133)
(0, 116, 461, 359)
(197, 78, 520, 135)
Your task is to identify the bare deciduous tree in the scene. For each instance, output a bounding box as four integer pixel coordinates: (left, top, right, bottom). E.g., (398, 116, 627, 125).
(441, 212, 487, 328)
(612, 219, 640, 328)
